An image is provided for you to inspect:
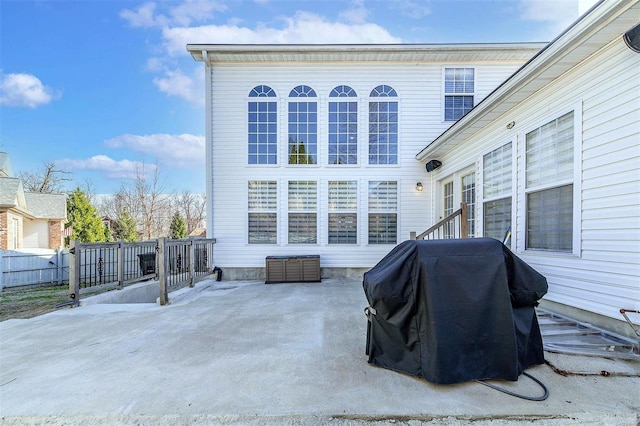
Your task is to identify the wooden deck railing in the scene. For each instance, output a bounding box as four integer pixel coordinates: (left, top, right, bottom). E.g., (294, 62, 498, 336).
(410, 203, 468, 240)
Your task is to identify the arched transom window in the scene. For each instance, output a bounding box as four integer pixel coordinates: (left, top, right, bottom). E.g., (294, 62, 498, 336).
(369, 85, 398, 165)
(288, 85, 317, 165)
(248, 85, 277, 164)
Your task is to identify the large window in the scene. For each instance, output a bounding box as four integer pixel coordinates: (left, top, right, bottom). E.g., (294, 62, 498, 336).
(483, 142, 512, 244)
(248, 85, 277, 165)
(288, 181, 317, 244)
(328, 181, 357, 244)
(525, 111, 574, 251)
(444, 68, 474, 121)
(248, 180, 277, 244)
(329, 85, 358, 165)
(369, 85, 398, 165)
(368, 181, 397, 244)
(288, 85, 317, 165)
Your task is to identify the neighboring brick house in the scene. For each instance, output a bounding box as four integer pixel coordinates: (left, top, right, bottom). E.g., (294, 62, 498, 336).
(0, 152, 67, 250)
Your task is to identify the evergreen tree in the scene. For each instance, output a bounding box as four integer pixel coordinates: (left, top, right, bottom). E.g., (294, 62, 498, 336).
(169, 211, 187, 239)
(112, 210, 138, 242)
(103, 223, 113, 242)
(66, 188, 106, 243)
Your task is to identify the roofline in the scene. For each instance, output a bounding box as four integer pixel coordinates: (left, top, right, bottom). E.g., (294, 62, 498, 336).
(187, 42, 547, 62)
(415, 0, 637, 161)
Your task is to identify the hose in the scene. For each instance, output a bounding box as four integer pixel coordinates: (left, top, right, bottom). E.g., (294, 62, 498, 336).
(476, 371, 549, 401)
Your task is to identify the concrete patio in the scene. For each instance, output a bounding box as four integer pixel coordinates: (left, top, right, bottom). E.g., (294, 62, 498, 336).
(1, 278, 638, 425)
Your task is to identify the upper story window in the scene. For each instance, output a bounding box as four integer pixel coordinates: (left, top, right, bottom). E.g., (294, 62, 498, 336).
(525, 111, 575, 252)
(288, 85, 317, 165)
(248, 85, 277, 165)
(329, 85, 358, 165)
(444, 68, 474, 121)
(369, 85, 398, 165)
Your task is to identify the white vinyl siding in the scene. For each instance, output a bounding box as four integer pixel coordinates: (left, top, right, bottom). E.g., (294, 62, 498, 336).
(525, 111, 574, 252)
(368, 181, 398, 244)
(288, 181, 317, 244)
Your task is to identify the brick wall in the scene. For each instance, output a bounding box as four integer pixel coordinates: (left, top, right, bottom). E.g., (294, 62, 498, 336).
(0, 211, 7, 250)
(49, 220, 63, 249)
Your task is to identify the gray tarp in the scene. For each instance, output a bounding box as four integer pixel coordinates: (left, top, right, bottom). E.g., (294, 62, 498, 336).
(363, 238, 548, 385)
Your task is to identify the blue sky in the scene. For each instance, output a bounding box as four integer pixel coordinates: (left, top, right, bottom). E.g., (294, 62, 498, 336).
(0, 0, 596, 195)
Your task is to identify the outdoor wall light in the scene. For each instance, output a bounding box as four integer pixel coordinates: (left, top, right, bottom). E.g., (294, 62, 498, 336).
(416, 182, 424, 192)
(425, 160, 442, 173)
(506, 121, 515, 129)
(623, 23, 640, 53)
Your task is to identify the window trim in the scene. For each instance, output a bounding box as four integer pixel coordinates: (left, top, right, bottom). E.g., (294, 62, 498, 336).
(517, 103, 582, 256)
(367, 180, 399, 245)
(247, 85, 278, 166)
(368, 85, 399, 166)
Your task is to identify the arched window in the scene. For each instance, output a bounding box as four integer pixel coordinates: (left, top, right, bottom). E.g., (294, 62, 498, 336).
(248, 85, 277, 164)
(329, 85, 358, 165)
(288, 85, 317, 165)
(369, 85, 398, 165)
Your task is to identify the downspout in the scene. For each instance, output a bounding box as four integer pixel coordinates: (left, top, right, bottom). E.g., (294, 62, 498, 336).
(203, 50, 214, 245)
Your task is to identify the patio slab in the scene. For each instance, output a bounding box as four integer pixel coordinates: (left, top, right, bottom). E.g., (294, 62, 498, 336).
(0, 279, 638, 425)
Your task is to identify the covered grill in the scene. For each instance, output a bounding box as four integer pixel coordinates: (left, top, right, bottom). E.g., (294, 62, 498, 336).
(363, 238, 548, 385)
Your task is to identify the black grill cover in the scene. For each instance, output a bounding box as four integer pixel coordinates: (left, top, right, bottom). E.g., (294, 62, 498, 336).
(363, 238, 548, 385)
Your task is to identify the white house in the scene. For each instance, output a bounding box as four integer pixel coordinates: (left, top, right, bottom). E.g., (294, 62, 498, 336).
(188, 0, 639, 335)
(186, 43, 543, 274)
(415, 0, 640, 335)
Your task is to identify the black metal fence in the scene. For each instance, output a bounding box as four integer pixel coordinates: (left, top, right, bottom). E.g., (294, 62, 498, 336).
(69, 237, 217, 305)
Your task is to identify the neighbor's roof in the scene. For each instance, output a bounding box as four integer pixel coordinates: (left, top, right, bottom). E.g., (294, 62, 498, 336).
(0, 178, 21, 206)
(416, 0, 638, 160)
(23, 192, 67, 220)
(187, 43, 546, 64)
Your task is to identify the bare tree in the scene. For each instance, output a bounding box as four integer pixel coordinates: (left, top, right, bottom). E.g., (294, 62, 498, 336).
(175, 190, 206, 234)
(18, 161, 71, 193)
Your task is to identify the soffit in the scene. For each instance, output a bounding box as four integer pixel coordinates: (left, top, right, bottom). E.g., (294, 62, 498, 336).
(187, 43, 546, 64)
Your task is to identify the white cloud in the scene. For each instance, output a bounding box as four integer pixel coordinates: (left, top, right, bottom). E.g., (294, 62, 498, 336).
(120, 0, 226, 28)
(152, 68, 203, 103)
(104, 133, 205, 168)
(518, 0, 581, 38)
(120, 2, 168, 28)
(162, 11, 401, 56)
(0, 72, 60, 108)
(339, 0, 369, 24)
(57, 155, 151, 180)
(396, 0, 431, 19)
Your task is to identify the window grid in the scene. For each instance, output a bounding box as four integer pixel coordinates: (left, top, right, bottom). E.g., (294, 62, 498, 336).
(368, 100, 398, 165)
(288, 181, 317, 244)
(288, 101, 318, 165)
(248, 181, 277, 244)
(461, 173, 476, 238)
(329, 101, 358, 165)
(443, 181, 454, 238)
(328, 181, 357, 244)
(368, 181, 398, 244)
(444, 68, 474, 121)
(248, 101, 277, 165)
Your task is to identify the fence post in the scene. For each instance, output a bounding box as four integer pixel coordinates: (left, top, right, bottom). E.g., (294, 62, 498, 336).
(117, 240, 124, 290)
(69, 240, 80, 305)
(409, 231, 416, 240)
(158, 237, 168, 305)
(188, 238, 195, 287)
